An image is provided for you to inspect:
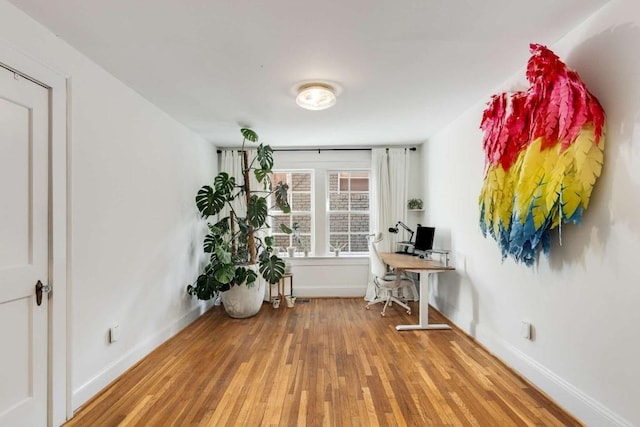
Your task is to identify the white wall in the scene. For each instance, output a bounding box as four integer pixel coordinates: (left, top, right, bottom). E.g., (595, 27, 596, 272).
(424, 1, 639, 425)
(286, 257, 370, 297)
(0, 0, 216, 415)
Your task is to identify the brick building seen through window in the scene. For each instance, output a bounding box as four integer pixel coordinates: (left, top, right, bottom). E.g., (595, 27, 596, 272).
(269, 171, 312, 252)
(269, 170, 371, 255)
(328, 171, 370, 253)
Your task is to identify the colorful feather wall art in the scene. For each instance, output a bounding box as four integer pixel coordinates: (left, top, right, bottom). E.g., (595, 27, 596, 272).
(478, 44, 605, 266)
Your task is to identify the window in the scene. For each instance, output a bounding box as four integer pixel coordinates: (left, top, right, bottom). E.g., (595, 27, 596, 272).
(267, 150, 372, 256)
(328, 171, 370, 253)
(269, 170, 313, 253)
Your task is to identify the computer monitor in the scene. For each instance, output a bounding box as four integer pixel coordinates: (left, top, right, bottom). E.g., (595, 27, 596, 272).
(413, 226, 435, 253)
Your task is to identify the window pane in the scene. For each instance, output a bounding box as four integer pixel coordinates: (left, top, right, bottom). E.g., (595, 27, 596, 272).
(272, 172, 288, 186)
(272, 214, 291, 228)
(292, 193, 310, 211)
(292, 214, 311, 233)
(350, 193, 369, 211)
(329, 234, 348, 250)
(339, 173, 350, 191)
(328, 172, 339, 192)
(327, 170, 370, 254)
(329, 193, 349, 210)
(350, 173, 369, 191)
(292, 234, 311, 250)
(268, 170, 313, 252)
(350, 234, 369, 252)
(350, 214, 369, 233)
(329, 213, 348, 233)
(291, 173, 311, 191)
(274, 235, 290, 248)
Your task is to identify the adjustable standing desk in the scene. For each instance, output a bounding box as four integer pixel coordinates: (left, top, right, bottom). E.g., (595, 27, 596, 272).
(379, 252, 455, 331)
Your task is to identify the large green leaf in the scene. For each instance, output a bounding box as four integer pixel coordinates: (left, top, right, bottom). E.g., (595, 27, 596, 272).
(213, 263, 236, 284)
(203, 234, 220, 253)
(241, 128, 258, 142)
(280, 223, 292, 234)
(234, 267, 258, 288)
(254, 168, 269, 185)
(214, 246, 232, 264)
(214, 172, 235, 197)
(187, 273, 216, 300)
(247, 195, 268, 228)
(210, 218, 230, 235)
(196, 186, 225, 217)
(273, 182, 291, 213)
(245, 268, 258, 287)
(259, 255, 286, 284)
(236, 217, 249, 236)
(256, 144, 274, 171)
(207, 275, 222, 293)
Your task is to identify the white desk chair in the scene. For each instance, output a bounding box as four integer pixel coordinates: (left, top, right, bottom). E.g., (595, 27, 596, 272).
(365, 233, 415, 316)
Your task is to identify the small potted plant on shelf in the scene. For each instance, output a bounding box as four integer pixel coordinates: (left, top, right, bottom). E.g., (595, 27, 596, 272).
(331, 242, 346, 256)
(408, 198, 423, 210)
(186, 128, 292, 318)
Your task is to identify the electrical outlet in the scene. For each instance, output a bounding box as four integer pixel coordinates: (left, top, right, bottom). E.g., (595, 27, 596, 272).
(109, 325, 120, 343)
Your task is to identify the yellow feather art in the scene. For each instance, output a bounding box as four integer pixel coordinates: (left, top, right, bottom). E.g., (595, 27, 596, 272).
(479, 45, 605, 265)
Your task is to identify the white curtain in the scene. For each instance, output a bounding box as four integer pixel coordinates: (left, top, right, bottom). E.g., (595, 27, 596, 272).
(367, 148, 411, 301)
(371, 148, 409, 251)
(219, 149, 262, 218)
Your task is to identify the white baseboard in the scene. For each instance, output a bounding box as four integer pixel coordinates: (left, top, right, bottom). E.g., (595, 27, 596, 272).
(71, 302, 212, 411)
(435, 300, 631, 427)
(293, 285, 367, 298)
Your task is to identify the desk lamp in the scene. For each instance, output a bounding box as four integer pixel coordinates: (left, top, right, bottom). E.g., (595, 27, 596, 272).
(388, 221, 414, 243)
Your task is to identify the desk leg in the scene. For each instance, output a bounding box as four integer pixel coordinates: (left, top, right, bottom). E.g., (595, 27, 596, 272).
(396, 271, 451, 331)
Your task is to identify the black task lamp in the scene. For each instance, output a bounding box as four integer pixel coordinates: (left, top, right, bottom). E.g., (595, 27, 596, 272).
(388, 221, 415, 243)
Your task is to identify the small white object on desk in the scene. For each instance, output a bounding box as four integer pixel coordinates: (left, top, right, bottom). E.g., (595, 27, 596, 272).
(425, 249, 450, 266)
(395, 241, 414, 254)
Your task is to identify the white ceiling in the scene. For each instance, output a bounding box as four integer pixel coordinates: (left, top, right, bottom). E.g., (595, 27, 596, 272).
(10, 0, 609, 148)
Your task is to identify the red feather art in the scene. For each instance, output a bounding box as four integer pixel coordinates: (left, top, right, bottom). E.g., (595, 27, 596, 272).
(478, 44, 605, 265)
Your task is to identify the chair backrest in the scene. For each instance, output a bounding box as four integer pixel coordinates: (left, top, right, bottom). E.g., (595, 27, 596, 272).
(367, 233, 388, 278)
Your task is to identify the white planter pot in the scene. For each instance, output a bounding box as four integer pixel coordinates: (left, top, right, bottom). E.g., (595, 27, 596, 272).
(221, 266, 265, 318)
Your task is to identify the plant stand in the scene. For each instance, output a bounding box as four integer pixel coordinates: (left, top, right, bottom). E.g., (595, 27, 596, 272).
(269, 273, 294, 307)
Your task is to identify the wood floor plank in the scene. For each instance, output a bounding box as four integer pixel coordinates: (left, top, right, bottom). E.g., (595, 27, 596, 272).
(64, 298, 582, 426)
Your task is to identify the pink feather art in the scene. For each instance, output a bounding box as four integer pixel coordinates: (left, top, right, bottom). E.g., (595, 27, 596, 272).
(478, 44, 605, 266)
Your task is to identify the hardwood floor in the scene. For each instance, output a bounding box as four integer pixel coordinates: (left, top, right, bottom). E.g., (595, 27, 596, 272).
(64, 298, 581, 426)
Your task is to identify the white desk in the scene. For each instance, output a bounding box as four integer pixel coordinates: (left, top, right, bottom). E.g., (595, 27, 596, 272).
(379, 252, 455, 331)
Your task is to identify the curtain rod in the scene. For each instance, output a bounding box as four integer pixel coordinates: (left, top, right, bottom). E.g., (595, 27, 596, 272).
(216, 147, 416, 154)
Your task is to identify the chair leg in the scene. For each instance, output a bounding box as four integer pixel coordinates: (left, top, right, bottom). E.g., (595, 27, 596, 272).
(368, 291, 412, 316)
(381, 297, 392, 316)
(365, 297, 385, 310)
(387, 296, 411, 315)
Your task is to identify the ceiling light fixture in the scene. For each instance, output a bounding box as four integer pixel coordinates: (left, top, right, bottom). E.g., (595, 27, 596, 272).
(296, 83, 336, 111)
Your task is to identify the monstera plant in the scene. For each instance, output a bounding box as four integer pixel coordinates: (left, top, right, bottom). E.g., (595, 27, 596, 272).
(187, 128, 291, 317)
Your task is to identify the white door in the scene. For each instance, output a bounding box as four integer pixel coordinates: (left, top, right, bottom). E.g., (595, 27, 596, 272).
(0, 65, 49, 426)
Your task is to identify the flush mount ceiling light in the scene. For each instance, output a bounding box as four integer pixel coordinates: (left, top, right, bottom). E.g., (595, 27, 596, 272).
(295, 83, 337, 110)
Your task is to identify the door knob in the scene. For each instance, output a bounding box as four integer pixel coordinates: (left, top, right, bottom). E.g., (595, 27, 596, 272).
(35, 280, 51, 306)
